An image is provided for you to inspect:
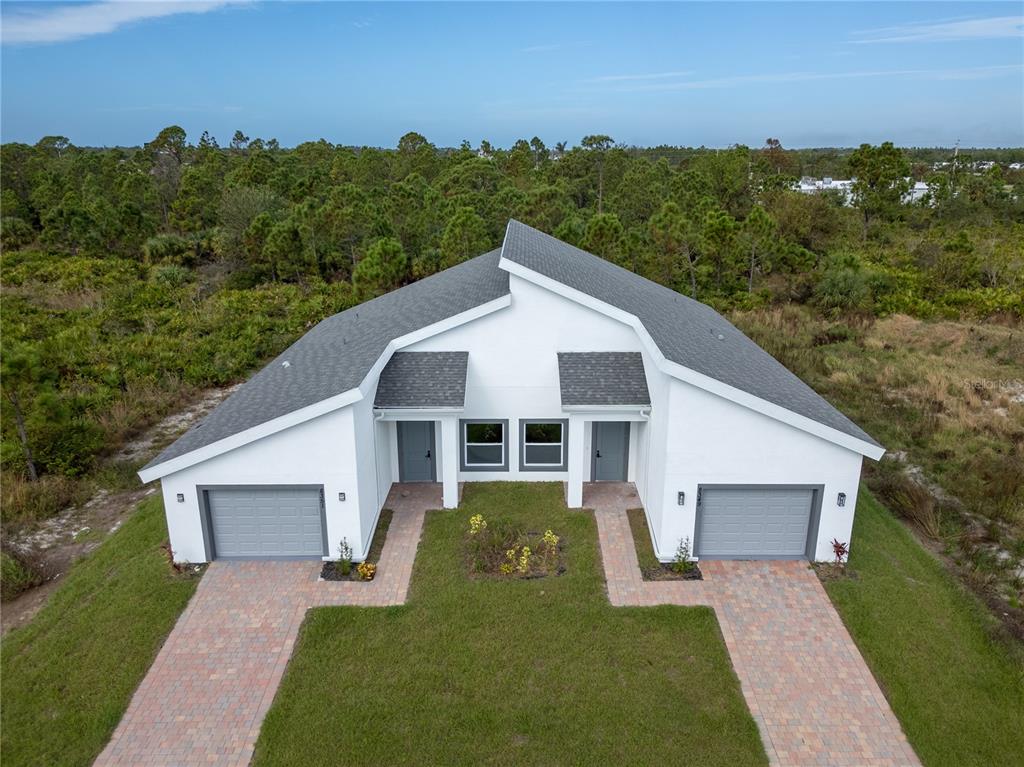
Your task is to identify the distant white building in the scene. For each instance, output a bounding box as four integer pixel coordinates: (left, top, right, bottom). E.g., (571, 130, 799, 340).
(795, 177, 931, 205)
(795, 177, 855, 203)
(906, 181, 931, 203)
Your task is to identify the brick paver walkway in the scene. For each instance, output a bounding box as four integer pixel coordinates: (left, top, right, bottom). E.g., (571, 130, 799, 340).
(587, 482, 920, 767)
(95, 484, 437, 767)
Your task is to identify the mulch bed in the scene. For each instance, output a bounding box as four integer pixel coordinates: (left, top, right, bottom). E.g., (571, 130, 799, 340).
(639, 563, 704, 582)
(465, 524, 567, 579)
(812, 561, 860, 583)
(320, 561, 368, 581)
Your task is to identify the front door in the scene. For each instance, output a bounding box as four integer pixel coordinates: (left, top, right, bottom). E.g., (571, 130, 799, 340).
(592, 422, 629, 481)
(398, 421, 436, 482)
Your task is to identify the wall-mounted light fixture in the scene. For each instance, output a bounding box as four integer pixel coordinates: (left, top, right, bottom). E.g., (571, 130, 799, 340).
(677, 491, 685, 506)
(176, 493, 185, 503)
(338, 492, 346, 502)
(837, 492, 846, 508)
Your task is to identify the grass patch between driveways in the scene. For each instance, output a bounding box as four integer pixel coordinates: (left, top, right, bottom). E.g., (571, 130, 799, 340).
(825, 488, 1024, 767)
(0, 496, 201, 767)
(254, 482, 766, 766)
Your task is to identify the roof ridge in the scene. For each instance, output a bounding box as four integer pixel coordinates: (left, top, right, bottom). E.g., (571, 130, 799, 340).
(505, 219, 706, 309)
(502, 218, 879, 449)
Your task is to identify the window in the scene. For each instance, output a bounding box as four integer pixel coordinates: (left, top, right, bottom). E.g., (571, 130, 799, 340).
(519, 419, 568, 472)
(461, 420, 508, 471)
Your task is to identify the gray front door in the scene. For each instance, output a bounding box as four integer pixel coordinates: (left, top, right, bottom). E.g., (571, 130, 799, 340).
(206, 487, 325, 559)
(592, 422, 629, 481)
(695, 486, 817, 559)
(398, 421, 436, 482)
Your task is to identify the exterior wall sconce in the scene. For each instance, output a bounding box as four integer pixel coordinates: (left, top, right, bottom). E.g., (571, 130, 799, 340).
(677, 491, 685, 506)
(338, 492, 346, 502)
(837, 492, 846, 508)
(176, 493, 185, 503)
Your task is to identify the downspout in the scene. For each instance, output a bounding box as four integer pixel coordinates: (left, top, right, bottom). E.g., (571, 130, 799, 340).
(373, 410, 386, 516)
(641, 406, 653, 525)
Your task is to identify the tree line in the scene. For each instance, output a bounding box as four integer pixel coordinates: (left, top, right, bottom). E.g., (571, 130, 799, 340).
(1, 129, 1021, 502)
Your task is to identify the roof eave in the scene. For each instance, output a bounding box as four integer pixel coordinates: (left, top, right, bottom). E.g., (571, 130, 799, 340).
(139, 294, 511, 482)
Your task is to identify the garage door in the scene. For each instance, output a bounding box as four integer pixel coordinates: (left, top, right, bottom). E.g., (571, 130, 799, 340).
(695, 487, 816, 559)
(206, 487, 325, 558)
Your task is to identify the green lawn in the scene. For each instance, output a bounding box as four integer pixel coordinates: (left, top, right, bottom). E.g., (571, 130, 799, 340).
(627, 506, 662, 573)
(0, 496, 201, 767)
(254, 482, 766, 766)
(826, 488, 1024, 767)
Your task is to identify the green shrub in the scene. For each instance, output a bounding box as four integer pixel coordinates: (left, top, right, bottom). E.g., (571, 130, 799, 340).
(337, 538, 353, 575)
(813, 253, 873, 315)
(1, 216, 35, 251)
(142, 234, 195, 266)
(152, 264, 193, 287)
(671, 537, 695, 574)
(0, 548, 45, 601)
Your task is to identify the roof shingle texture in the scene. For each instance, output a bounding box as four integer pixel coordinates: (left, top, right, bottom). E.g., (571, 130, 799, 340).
(374, 352, 469, 408)
(557, 352, 651, 406)
(144, 250, 507, 469)
(503, 221, 878, 446)
(149, 220, 879, 471)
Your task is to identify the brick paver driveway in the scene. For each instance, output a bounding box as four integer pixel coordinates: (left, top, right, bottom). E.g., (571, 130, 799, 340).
(95, 485, 435, 767)
(588, 482, 920, 767)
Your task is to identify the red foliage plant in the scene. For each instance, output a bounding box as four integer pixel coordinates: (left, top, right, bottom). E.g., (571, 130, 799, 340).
(831, 538, 849, 564)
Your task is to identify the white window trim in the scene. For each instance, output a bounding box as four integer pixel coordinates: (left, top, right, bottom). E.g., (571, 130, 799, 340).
(463, 422, 506, 468)
(522, 423, 564, 467)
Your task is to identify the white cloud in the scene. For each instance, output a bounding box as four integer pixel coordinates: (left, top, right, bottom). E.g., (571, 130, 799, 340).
(587, 71, 694, 83)
(592, 64, 1022, 93)
(850, 15, 1023, 44)
(2, 1, 244, 45)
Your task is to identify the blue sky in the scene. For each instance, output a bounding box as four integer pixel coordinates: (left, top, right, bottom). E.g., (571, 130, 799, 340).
(2, 2, 1022, 148)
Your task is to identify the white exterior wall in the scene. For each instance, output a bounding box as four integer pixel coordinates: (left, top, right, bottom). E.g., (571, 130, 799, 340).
(351, 393, 389, 557)
(158, 407, 365, 563)
(156, 267, 870, 565)
(656, 378, 863, 562)
(634, 347, 670, 533)
(405, 274, 652, 482)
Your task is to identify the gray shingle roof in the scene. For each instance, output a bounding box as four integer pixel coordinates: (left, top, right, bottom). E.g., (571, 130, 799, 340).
(374, 352, 469, 408)
(148, 220, 879, 473)
(144, 249, 507, 470)
(503, 220, 879, 447)
(558, 352, 651, 406)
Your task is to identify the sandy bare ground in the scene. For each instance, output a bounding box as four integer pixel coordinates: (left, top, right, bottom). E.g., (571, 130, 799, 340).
(1, 384, 240, 635)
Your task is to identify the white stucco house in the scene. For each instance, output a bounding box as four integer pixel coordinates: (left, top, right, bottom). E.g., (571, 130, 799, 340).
(140, 220, 884, 564)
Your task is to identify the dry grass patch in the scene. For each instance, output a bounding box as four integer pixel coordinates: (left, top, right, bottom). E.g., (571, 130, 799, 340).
(732, 307, 1024, 627)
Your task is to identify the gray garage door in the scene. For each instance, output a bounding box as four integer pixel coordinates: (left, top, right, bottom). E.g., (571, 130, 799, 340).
(206, 487, 325, 558)
(695, 487, 816, 559)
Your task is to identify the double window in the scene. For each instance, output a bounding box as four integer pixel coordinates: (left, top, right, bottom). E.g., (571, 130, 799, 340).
(519, 419, 568, 472)
(460, 418, 569, 472)
(461, 420, 508, 471)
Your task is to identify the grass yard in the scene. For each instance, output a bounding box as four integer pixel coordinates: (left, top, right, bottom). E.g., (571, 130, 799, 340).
(0, 496, 201, 767)
(826, 488, 1024, 767)
(254, 482, 766, 766)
